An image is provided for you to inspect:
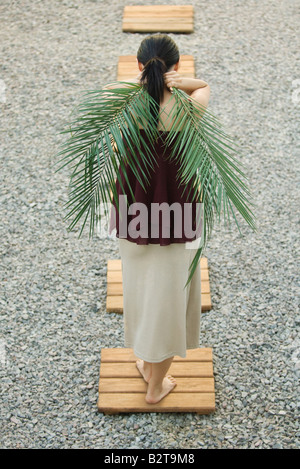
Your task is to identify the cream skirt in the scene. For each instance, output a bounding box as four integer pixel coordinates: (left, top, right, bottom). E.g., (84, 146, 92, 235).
(118, 238, 202, 363)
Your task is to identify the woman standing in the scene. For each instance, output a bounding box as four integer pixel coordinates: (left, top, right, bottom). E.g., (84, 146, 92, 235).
(108, 34, 210, 404)
(56, 33, 255, 406)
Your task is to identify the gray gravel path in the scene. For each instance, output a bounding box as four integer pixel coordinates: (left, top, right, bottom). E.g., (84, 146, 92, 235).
(0, 0, 299, 449)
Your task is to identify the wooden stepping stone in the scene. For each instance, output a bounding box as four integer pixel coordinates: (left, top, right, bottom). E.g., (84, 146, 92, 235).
(117, 55, 195, 81)
(106, 258, 212, 313)
(122, 5, 194, 33)
(97, 348, 215, 414)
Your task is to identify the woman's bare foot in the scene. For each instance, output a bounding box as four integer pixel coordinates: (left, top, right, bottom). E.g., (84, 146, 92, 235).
(136, 359, 152, 383)
(145, 375, 177, 404)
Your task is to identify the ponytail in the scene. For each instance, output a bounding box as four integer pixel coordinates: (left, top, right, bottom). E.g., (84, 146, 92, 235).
(139, 57, 167, 126)
(137, 34, 180, 127)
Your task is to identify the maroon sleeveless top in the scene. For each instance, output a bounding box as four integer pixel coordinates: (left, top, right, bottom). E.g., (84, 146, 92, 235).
(109, 129, 202, 245)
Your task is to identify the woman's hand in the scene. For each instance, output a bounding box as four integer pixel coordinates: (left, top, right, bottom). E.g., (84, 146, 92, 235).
(164, 70, 209, 97)
(163, 71, 183, 92)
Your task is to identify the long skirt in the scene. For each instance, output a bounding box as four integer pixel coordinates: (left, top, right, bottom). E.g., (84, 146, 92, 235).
(118, 238, 202, 363)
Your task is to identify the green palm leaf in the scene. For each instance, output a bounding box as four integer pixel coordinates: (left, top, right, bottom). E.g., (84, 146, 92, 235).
(159, 88, 257, 285)
(53, 83, 257, 287)
(54, 82, 160, 235)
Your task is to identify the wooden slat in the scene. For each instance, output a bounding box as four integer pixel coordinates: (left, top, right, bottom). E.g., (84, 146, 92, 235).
(201, 270, 209, 282)
(101, 347, 213, 362)
(201, 293, 212, 311)
(124, 5, 194, 11)
(98, 392, 215, 414)
(122, 5, 194, 33)
(107, 283, 123, 295)
(107, 270, 123, 283)
(123, 23, 193, 33)
(200, 282, 210, 294)
(106, 295, 123, 313)
(107, 259, 122, 270)
(99, 377, 215, 393)
(123, 5, 194, 15)
(100, 361, 213, 378)
(123, 19, 193, 25)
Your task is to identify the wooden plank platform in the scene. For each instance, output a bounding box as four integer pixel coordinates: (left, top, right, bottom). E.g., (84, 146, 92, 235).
(117, 55, 195, 81)
(97, 348, 215, 414)
(106, 258, 212, 313)
(122, 5, 194, 33)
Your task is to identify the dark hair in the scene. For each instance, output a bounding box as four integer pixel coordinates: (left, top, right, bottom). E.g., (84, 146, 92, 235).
(137, 34, 180, 126)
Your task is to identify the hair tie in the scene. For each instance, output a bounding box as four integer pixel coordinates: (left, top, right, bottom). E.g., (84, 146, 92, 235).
(144, 56, 166, 67)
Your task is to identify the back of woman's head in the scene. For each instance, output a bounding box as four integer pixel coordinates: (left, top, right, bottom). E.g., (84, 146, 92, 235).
(137, 34, 180, 125)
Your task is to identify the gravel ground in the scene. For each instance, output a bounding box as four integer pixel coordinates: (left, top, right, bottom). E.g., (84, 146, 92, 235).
(0, 0, 299, 449)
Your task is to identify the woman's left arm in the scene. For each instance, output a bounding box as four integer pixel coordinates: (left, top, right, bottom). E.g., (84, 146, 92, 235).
(164, 71, 210, 108)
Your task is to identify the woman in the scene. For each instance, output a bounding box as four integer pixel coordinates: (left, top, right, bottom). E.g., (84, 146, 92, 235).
(56, 33, 255, 406)
(107, 34, 210, 404)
